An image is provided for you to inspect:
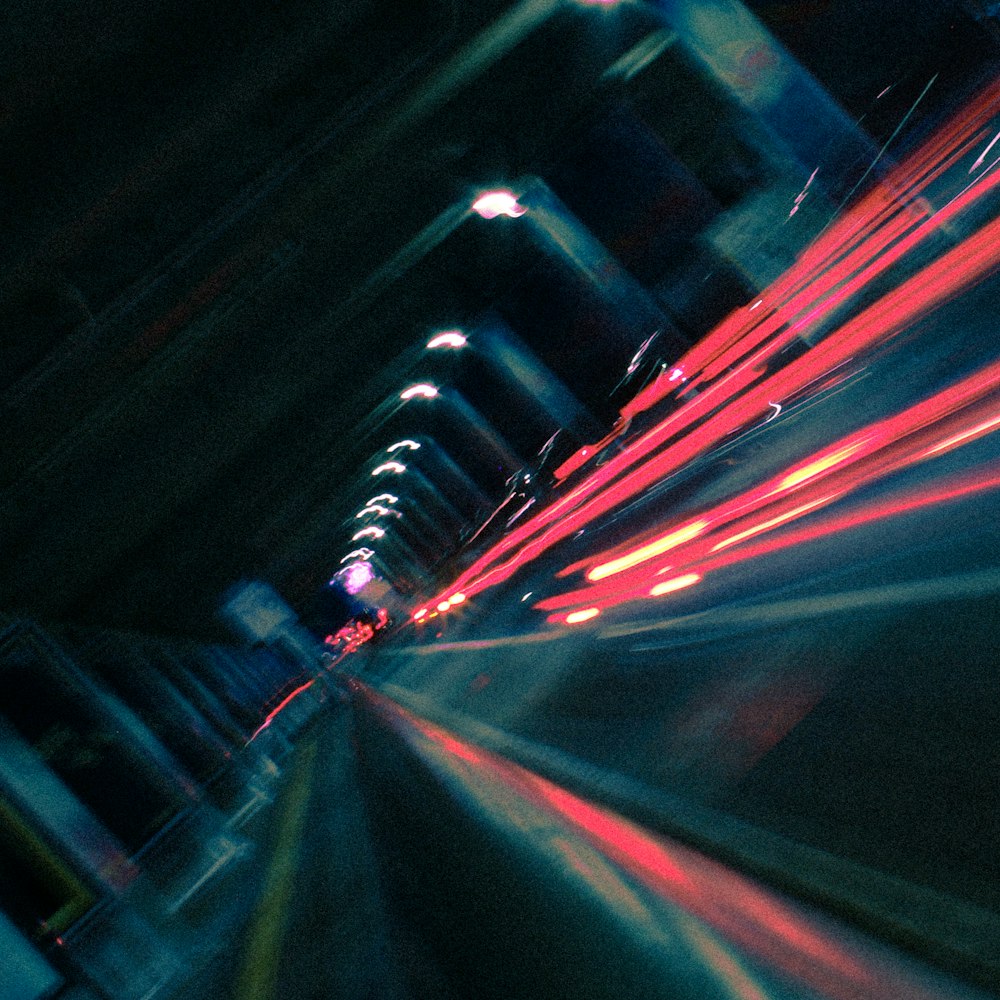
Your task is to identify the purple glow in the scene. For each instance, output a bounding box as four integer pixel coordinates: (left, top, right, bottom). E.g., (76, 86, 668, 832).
(427, 330, 467, 349)
(341, 561, 374, 594)
(471, 190, 526, 219)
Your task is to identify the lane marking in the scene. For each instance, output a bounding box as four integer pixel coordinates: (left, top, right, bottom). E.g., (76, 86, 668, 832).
(234, 735, 318, 1000)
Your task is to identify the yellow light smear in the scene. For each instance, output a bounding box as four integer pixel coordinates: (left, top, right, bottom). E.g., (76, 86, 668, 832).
(588, 520, 709, 581)
(649, 573, 702, 597)
(566, 607, 600, 624)
(925, 412, 1000, 455)
(711, 496, 833, 551)
(777, 441, 866, 491)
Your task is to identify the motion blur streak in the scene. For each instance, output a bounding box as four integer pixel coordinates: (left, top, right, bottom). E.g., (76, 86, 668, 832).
(587, 521, 709, 581)
(602, 566, 1000, 641)
(247, 679, 316, 743)
(536, 468, 1000, 618)
(537, 347, 1000, 615)
(365, 688, 952, 1000)
(622, 72, 1000, 419)
(573, 345, 1000, 587)
(649, 573, 702, 598)
(419, 190, 1000, 614)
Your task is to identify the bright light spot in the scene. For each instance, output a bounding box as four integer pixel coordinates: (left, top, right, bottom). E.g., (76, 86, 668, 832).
(340, 548, 374, 562)
(437, 601, 450, 612)
(367, 493, 398, 505)
(357, 504, 391, 518)
(471, 190, 526, 219)
(566, 607, 600, 624)
(427, 330, 467, 349)
(588, 520, 709, 581)
(400, 383, 439, 400)
(340, 561, 374, 594)
(387, 440, 420, 453)
(711, 497, 833, 551)
(353, 527, 385, 540)
(372, 461, 406, 476)
(749, 299, 764, 311)
(649, 573, 702, 597)
(413, 607, 428, 620)
(521, 592, 533, 602)
(450, 592, 466, 605)
(925, 412, 1000, 455)
(668, 368, 684, 382)
(777, 441, 867, 492)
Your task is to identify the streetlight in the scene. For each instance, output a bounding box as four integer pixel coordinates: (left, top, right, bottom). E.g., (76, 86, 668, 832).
(471, 189, 526, 219)
(372, 461, 406, 476)
(400, 383, 439, 400)
(356, 504, 398, 518)
(427, 330, 468, 349)
(340, 548, 374, 563)
(387, 439, 421, 452)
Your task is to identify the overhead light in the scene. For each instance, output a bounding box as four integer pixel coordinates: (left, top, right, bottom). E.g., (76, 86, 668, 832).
(387, 440, 421, 452)
(471, 190, 525, 219)
(356, 504, 392, 518)
(400, 383, 439, 400)
(340, 548, 374, 563)
(372, 461, 406, 476)
(427, 330, 467, 349)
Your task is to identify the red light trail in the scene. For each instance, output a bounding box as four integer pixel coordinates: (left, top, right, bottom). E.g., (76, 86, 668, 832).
(415, 75, 1000, 623)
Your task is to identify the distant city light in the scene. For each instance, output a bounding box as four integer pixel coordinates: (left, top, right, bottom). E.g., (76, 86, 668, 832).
(450, 592, 467, 605)
(367, 493, 398, 506)
(437, 601, 450, 612)
(565, 608, 600, 624)
(413, 607, 429, 621)
(472, 190, 526, 219)
(427, 330, 467, 349)
(340, 561, 374, 595)
(353, 527, 385, 541)
(372, 461, 406, 476)
(387, 440, 421, 452)
(400, 383, 439, 400)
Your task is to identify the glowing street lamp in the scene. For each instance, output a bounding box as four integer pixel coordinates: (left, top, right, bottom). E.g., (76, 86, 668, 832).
(367, 493, 398, 505)
(356, 504, 398, 518)
(352, 527, 385, 541)
(471, 190, 526, 219)
(400, 383, 439, 400)
(340, 548, 374, 563)
(427, 330, 467, 349)
(372, 461, 406, 476)
(387, 440, 421, 453)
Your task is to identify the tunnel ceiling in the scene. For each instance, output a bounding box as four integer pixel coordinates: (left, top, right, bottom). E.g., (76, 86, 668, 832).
(2, 0, 995, 638)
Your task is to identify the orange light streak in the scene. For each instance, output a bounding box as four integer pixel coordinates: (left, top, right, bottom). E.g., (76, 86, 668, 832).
(587, 520, 709, 581)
